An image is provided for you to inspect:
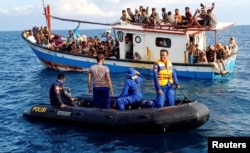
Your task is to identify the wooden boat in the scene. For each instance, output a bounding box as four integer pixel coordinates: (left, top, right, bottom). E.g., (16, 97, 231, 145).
(23, 94, 210, 133)
(21, 5, 237, 79)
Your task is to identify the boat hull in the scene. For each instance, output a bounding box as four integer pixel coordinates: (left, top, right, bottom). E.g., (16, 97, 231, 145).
(22, 32, 236, 79)
(23, 95, 210, 133)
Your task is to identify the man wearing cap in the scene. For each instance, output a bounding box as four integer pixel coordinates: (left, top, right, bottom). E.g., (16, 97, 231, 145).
(116, 68, 145, 110)
(88, 54, 114, 109)
(153, 49, 180, 108)
(49, 73, 76, 108)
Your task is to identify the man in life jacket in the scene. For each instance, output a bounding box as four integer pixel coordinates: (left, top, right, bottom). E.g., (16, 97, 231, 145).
(49, 73, 76, 108)
(153, 49, 180, 108)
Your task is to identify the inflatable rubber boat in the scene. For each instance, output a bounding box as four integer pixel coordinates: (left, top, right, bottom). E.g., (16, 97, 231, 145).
(23, 94, 210, 133)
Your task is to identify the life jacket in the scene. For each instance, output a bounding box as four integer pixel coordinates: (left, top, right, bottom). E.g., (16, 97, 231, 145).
(156, 60, 173, 86)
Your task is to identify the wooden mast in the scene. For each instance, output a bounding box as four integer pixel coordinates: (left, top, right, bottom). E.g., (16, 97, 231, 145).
(42, 0, 51, 40)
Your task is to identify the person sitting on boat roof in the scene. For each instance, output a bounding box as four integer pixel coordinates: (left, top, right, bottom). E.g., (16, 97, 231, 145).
(183, 7, 201, 27)
(153, 49, 180, 108)
(67, 22, 81, 45)
(133, 9, 141, 23)
(196, 2, 214, 26)
(49, 73, 77, 108)
(204, 3, 217, 28)
(148, 8, 160, 28)
(204, 9, 217, 28)
(127, 8, 134, 22)
(174, 8, 183, 25)
(139, 8, 149, 24)
(115, 68, 145, 110)
(165, 11, 175, 25)
(138, 5, 144, 15)
(120, 10, 132, 23)
(161, 8, 168, 23)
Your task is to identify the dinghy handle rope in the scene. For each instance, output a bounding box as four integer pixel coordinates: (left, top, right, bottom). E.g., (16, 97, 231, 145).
(179, 88, 191, 101)
(175, 88, 192, 104)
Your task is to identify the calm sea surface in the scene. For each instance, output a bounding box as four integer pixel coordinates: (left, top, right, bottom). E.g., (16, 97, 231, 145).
(0, 26, 250, 153)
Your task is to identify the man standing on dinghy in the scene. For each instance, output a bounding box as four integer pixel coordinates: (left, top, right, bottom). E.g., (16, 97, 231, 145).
(88, 54, 114, 109)
(153, 49, 180, 108)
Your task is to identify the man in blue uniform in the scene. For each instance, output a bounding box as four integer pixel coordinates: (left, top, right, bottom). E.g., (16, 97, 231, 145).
(116, 68, 145, 110)
(153, 49, 180, 108)
(49, 73, 76, 108)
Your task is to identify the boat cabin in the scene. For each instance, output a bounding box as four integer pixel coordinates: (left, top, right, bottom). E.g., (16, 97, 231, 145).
(113, 21, 206, 63)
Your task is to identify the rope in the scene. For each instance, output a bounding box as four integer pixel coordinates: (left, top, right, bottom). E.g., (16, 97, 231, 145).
(49, 15, 115, 26)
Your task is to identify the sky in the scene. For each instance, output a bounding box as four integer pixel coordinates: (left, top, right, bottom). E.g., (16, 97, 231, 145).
(0, 0, 249, 31)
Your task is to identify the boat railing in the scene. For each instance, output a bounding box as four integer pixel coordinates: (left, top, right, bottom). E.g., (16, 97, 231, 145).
(129, 22, 213, 33)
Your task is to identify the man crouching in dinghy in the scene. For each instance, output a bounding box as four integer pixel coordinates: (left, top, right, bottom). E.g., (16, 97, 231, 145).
(49, 73, 77, 108)
(116, 68, 145, 110)
(153, 49, 180, 108)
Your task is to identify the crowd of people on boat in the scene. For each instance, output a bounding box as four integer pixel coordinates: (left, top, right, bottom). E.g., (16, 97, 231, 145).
(120, 2, 217, 29)
(50, 49, 180, 110)
(186, 37, 237, 74)
(24, 24, 120, 59)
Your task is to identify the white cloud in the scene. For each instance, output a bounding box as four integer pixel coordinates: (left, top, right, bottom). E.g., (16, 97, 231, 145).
(53, 0, 115, 17)
(11, 5, 34, 15)
(0, 9, 9, 15)
(0, 5, 34, 16)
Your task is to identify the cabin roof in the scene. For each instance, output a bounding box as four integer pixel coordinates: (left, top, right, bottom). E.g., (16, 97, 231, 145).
(112, 21, 235, 35)
(48, 15, 234, 35)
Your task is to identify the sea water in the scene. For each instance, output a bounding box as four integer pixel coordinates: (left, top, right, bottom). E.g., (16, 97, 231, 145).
(0, 25, 250, 153)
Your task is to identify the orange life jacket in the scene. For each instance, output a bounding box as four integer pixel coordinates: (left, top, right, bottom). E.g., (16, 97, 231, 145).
(156, 60, 173, 86)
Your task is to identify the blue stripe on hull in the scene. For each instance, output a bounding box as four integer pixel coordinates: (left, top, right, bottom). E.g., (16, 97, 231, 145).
(176, 71, 213, 79)
(32, 48, 93, 69)
(31, 47, 236, 80)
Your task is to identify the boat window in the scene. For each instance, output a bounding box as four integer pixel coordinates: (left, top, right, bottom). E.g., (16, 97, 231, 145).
(135, 36, 141, 43)
(117, 31, 123, 42)
(155, 37, 171, 48)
